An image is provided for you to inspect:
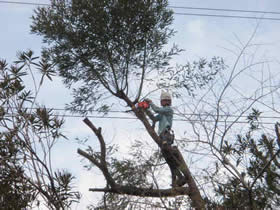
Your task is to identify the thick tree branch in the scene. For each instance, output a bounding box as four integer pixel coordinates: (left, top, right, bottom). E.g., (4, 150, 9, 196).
(77, 118, 116, 188)
(78, 148, 116, 189)
(83, 118, 106, 164)
(77, 148, 102, 169)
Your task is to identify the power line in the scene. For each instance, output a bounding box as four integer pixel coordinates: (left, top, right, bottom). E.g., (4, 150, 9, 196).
(3, 106, 280, 125)
(0, 0, 49, 6)
(168, 6, 280, 15)
(1, 1, 280, 21)
(3, 106, 280, 119)
(173, 12, 280, 21)
(5, 113, 278, 125)
(2, 0, 280, 15)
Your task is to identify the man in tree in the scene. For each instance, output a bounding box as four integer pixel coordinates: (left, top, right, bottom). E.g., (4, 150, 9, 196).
(145, 91, 185, 187)
(146, 91, 174, 146)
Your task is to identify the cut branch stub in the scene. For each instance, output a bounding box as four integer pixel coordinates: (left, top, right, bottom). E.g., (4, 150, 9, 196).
(83, 117, 106, 163)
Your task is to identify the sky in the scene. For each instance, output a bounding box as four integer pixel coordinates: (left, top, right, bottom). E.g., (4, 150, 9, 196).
(1, 0, 280, 209)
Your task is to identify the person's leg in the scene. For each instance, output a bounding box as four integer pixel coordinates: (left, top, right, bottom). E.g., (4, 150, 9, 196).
(160, 131, 168, 145)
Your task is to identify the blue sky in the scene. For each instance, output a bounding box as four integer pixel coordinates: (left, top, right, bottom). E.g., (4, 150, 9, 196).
(1, 0, 280, 209)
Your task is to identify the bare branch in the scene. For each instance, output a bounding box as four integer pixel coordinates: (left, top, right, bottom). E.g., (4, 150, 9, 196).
(135, 38, 147, 103)
(83, 117, 106, 163)
(77, 148, 102, 169)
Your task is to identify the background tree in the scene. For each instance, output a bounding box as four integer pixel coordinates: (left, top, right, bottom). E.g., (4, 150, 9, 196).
(175, 27, 280, 209)
(0, 130, 34, 209)
(0, 51, 80, 209)
(214, 123, 280, 209)
(31, 0, 225, 209)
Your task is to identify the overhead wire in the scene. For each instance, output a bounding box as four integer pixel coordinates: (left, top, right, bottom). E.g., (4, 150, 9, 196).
(173, 12, 280, 21)
(4, 113, 278, 125)
(3, 106, 280, 119)
(167, 6, 280, 15)
(2, 0, 280, 15)
(0, 0, 49, 6)
(1, 0, 280, 21)
(3, 106, 280, 125)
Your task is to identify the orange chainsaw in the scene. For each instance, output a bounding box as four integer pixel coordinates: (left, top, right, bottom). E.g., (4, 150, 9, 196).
(125, 100, 150, 113)
(137, 100, 150, 109)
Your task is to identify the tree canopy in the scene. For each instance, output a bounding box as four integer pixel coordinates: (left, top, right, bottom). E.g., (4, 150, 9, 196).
(30, 0, 280, 209)
(32, 0, 176, 111)
(31, 0, 221, 113)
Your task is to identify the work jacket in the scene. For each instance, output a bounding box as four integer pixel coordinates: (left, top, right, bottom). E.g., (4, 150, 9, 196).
(150, 103, 173, 135)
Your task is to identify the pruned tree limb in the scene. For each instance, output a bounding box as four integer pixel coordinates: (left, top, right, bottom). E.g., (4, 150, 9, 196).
(78, 118, 116, 188)
(83, 118, 106, 164)
(77, 148, 102, 169)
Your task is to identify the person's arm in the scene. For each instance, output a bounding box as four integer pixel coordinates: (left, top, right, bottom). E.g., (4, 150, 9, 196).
(145, 109, 157, 121)
(144, 99, 158, 121)
(150, 103, 173, 115)
(145, 109, 160, 128)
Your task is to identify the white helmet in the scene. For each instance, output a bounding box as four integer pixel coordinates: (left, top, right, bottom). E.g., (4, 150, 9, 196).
(160, 91, 171, 101)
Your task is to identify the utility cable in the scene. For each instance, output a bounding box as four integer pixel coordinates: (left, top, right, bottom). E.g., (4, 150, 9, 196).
(173, 12, 280, 21)
(2, 0, 280, 15)
(3, 106, 280, 125)
(1, 1, 280, 21)
(168, 6, 280, 15)
(4, 112, 278, 125)
(2, 106, 280, 120)
(0, 0, 49, 6)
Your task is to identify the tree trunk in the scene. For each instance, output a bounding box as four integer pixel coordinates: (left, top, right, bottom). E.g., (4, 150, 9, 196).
(120, 92, 205, 209)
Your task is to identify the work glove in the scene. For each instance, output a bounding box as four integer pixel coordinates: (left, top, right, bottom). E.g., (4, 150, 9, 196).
(144, 98, 152, 104)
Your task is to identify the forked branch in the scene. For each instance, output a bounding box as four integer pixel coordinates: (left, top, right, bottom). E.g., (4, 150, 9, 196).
(77, 118, 193, 198)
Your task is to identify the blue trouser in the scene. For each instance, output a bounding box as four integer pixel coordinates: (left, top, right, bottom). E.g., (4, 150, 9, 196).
(160, 128, 174, 145)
